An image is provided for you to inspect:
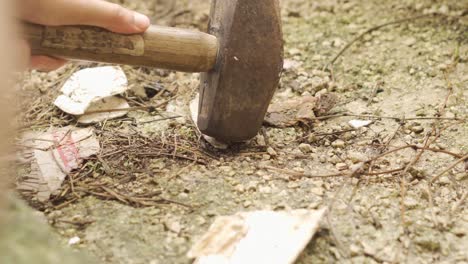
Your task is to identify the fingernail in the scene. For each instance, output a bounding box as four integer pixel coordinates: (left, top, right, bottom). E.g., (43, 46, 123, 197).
(133, 13, 150, 30)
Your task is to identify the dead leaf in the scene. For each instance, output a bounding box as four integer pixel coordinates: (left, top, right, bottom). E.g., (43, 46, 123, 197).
(265, 93, 337, 127)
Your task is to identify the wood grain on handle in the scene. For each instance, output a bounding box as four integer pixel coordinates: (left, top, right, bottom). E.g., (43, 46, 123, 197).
(23, 23, 218, 72)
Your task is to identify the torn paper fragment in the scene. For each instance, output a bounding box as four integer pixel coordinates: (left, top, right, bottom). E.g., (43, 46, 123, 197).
(349, 120, 373, 129)
(54, 66, 128, 115)
(17, 127, 100, 201)
(78, 96, 130, 124)
(190, 94, 228, 149)
(188, 209, 326, 264)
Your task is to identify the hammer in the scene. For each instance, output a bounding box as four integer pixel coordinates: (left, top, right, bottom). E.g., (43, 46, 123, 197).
(24, 0, 284, 143)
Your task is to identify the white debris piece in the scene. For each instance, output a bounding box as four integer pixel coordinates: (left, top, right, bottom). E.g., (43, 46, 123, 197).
(282, 59, 302, 70)
(68, 236, 81, 245)
(17, 127, 100, 201)
(348, 119, 373, 129)
(188, 209, 326, 264)
(78, 97, 130, 124)
(54, 66, 128, 116)
(190, 94, 228, 149)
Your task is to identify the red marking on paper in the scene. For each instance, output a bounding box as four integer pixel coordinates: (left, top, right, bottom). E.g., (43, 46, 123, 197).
(53, 132, 80, 172)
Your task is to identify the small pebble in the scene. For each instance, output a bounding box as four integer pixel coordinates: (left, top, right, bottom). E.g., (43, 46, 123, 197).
(332, 139, 346, 148)
(164, 218, 182, 234)
(310, 186, 324, 196)
(348, 151, 367, 163)
(259, 186, 272, 194)
(287, 182, 300, 189)
(307, 134, 318, 143)
(299, 143, 313, 153)
(438, 176, 451, 185)
(246, 181, 258, 192)
(445, 112, 455, 119)
(234, 184, 245, 193)
(411, 126, 425, 134)
(404, 197, 419, 209)
(336, 163, 348, 171)
(329, 155, 341, 164)
(267, 147, 277, 156)
(349, 244, 362, 257)
(319, 156, 327, 163)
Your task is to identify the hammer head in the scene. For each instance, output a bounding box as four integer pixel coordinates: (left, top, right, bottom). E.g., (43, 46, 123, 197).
(198, 0, 284, 143)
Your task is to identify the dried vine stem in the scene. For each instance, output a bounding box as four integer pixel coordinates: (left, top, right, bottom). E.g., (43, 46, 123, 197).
(327, 13, 435, 66)
(430, 154, 468, 184)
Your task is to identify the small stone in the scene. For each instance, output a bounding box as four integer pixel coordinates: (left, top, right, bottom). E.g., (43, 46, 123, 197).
(349, 243, 362, 257)
(415, 237, 441, 251)
(451, 223, 467, 236)
(164, 218, 182, 234)
(332, 139, 346, 148)
(438, 176, 451, 185)
(329, 155, 341, 164)
(446, 95, 458, 106)
(342, 132, 354, 141)
(319, 156, 327, 163)
(415, 109, 426, 117)
(445, 112, 455, 119)
(246, 181, 259, 192)
(348, 151, 367, 163)
(234, 184, 245, 193)
(177, 192, 189, 199)
(362, 241, 376, 256)
(267, 147, 277, 156)
(288, 48, 301, 56)
(411, 126, 425, 134)
(147, 208, 161, 216)
(299, 143, 313, 153)
(438, 5, 449, 14)
(408, 167, 427, 180)
(310, 186, 324, 196)
(243, 200, 252, 208)
(456, 171, 467, 181)
(308, 200, 322, 209)
(287, 182, 300, 189)
(262, 154, 271, 160)
(64, 228, 76, 236)
(307, 134, 318, 143)
(259, 186, 272, 194)
(256, 135, 266, 146)
(404, 135, 413, 142)
(403, 37, 417, 47)
(336, 163, 348, 171)
(404, 197, 419, 209)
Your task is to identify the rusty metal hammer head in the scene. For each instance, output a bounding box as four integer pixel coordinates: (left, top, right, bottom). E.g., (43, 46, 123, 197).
(198, 0, 284, 143)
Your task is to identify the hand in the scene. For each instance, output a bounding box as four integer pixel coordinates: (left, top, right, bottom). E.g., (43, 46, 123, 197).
(18, 0, 150, 71)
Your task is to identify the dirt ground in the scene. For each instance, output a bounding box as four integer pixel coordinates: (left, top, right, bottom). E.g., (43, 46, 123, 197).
(13, 0, 467, 263)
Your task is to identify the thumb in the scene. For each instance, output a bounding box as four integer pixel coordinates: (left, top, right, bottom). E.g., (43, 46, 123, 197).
(20, 0, 150, 34)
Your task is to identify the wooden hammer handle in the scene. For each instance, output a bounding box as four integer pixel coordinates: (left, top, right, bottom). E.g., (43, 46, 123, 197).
(24, 23, 218, 72)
